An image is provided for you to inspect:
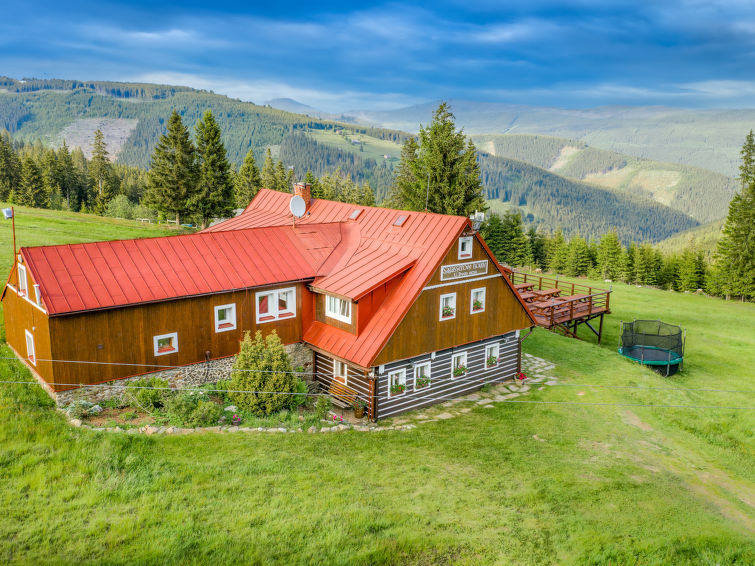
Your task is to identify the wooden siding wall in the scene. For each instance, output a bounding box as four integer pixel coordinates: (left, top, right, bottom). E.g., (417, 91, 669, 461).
(46, 283, 306, 391)
(314, 293, 357, 334)
(376, 332, 519, 419)
(313, 351, 373, 417)
(356, 276, 403, 334)
(374, 235, 531, 366)
(3, 276, 54, 384)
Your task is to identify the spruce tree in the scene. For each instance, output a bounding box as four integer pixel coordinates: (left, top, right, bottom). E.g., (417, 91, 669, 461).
(527, 228, 548, 270)
(547, 229, 569, 274)
(191, 110, 234, 229)
(388, 102, 486, 216)
(234, 148, 262, 207)
(260, 148, 277, 191)
(596, 231, 624, 280)
(41, 149, 61, 208)
(711, 130, 755, 300)
(15, 157, 45, 207)
(481, 213, 505, 261)
(566, 235, 592, 276)
(145, 110, 198, 225)
(90, 129, 116, 214)
(0, 133, 20, 201)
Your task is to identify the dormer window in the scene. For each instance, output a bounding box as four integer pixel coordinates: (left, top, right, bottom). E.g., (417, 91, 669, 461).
(326, 295, 351, 323)
(17, 264, 27, 296)
(458, 236, 473, 259)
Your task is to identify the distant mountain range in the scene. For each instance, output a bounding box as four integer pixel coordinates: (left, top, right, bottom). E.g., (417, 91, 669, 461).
(0, 76, 743, 243)
(338, 100, 755, 179)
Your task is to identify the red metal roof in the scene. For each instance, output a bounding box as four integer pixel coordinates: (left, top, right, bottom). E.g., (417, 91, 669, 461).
(21, 225, 341, 315)
(207, 189, 474, 367)
(16, 188, 533, 369)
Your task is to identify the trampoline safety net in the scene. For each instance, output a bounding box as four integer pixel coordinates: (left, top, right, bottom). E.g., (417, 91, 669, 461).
(620, 320, 683, 357)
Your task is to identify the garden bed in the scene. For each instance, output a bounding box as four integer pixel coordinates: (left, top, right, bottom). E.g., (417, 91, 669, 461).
(63, 378, 335, 431)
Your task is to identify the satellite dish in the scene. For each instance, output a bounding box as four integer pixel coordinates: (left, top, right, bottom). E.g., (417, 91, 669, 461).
(289, 195, 306, 218)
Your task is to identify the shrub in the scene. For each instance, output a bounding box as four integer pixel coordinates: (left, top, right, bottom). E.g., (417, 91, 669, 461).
(315, 395, 331, 420)
(229, 330, 297, 416)
(124, 377, 169, 411)
(291, 379, 309, 409)
(163, 393, 197, 424)
(189, 400, 223, 426)
(66, 400, 94, 419)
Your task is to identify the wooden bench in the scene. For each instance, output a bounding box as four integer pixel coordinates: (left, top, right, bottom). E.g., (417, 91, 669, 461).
(327, 381, 359, 410)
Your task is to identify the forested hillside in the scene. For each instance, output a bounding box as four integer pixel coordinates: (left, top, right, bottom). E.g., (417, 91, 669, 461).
(0, 77, 712, 242)
(0, 78, 407, 170)
(473, 134, 736, 222)
(479, 154, 699, 243)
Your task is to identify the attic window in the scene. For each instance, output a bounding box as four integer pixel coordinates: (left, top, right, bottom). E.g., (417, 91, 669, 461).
(393, 215, 407, 227)
(17, 264, 27, 297)
(458, 236, 473, 259)
(349, 209, 363, 220)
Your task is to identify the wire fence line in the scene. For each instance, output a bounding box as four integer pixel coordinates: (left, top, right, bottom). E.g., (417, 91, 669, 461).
(0, 380, 753, 410)
(0, 355, 752, 395)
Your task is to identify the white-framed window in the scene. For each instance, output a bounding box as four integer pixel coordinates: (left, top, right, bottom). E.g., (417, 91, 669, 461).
(414, 362, 431, 389)
(25, 329, 35, 366)
(388, 368, 406, 397)
(334, 360, 348, 385)
(485, 343, 500, 368)
(439, 292, 456, 320)
(17, 263, 27, 296)
(325, 294, 351, 324)
(458, 236, 473, 259)
(214, 303, 237, 333)
(33, 284, 41, 306)
(256, 287, 296, 323)
(470, 287, 486, 314)
(153, 332, 178, 356)
(451, 352, 467, 379)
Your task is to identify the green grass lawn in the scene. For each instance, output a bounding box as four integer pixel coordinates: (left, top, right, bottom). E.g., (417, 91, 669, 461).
(0, 211, 753, 564)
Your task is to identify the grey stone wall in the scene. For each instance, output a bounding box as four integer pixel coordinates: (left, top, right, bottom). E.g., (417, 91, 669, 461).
(54, 343, 314, 406)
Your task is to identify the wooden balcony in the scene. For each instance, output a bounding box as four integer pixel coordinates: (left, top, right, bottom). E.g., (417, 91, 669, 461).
(509, 270, 612, 343)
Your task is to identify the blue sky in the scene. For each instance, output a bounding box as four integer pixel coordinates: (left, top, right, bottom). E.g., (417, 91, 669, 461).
(3, 1, 755, 111)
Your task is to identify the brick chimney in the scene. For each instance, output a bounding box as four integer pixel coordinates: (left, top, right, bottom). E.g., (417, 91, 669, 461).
(293, 182, 312, 212)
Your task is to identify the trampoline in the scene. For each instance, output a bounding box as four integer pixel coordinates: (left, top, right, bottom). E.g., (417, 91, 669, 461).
(618, 320, 685, 377)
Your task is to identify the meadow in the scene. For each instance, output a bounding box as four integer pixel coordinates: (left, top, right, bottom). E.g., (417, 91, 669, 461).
(0, 209, 753, 564)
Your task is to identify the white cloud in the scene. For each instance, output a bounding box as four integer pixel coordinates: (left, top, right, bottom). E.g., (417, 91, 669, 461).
(680, 80, 755, 97)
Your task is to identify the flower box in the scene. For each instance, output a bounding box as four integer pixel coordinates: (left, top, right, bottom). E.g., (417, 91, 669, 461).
(453, 365, 467, 377)
(390, 383, 406, 396)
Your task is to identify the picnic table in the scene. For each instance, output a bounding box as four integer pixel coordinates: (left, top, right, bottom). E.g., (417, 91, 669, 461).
(532, 288, 561, 299)
(519, 292, 536, 303)
(514, 282, 535, 291)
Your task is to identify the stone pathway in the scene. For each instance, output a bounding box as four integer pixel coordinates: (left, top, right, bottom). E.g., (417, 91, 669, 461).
(63, 353, 561, 435)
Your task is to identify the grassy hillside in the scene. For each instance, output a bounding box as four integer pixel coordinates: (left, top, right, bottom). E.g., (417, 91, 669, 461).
(350, 100, 755, 178)
(655, 219, 725, 258)
(473, 134, 737, 223)
(0, 214, 753, 563)
(479, 154, 699, 243)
